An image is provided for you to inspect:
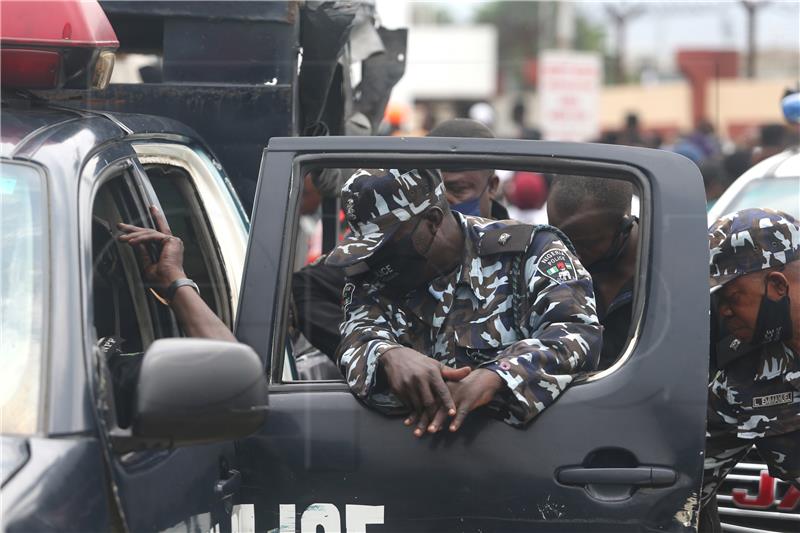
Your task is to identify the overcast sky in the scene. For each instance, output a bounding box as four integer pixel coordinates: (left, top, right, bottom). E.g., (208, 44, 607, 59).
(400, 1, 800, 63)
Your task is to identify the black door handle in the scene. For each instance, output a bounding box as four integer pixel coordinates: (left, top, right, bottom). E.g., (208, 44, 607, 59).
(215, 469, 241, 499)
(557, 466, 676, 487)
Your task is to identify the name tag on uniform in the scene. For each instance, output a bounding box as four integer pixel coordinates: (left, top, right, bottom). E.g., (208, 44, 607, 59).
(752, 392, 793, 408)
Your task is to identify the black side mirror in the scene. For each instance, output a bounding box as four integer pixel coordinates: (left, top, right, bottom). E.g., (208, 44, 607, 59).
(130, 338, 268, 448)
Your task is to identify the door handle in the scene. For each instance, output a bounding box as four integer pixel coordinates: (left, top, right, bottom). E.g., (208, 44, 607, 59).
(557, 466, 676, 487)
(215, 469, 242, 499)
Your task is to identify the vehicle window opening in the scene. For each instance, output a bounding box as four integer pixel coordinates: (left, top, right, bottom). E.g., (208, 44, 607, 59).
(92, 175, 156, 427)
(144, 163, 233, 328)
(280, 164, 644, 383)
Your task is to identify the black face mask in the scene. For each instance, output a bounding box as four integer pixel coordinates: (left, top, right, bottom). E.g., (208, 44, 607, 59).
(587, 216, 636, 275)
(751, 279, 793, 345)
(367, 218, 436, 296)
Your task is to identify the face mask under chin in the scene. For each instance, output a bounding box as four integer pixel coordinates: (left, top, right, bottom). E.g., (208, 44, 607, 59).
(751, 286, 793, 345)
(451, 196, 482, 217)
(449, 181, 490, 218)
(587, 216, 636, 275)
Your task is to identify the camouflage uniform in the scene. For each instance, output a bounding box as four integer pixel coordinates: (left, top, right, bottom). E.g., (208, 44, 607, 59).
(702, 208, 800, 506)
(326, 168, 602, 427)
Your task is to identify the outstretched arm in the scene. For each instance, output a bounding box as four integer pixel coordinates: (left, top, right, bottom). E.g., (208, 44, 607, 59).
(117, 205, 236, 342)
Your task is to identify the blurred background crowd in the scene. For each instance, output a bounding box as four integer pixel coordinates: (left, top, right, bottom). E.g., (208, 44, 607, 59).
(369, 0, 799, 214)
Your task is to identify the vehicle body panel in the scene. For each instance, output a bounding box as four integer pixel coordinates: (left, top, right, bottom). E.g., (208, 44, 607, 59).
(1, 437, 111, 532)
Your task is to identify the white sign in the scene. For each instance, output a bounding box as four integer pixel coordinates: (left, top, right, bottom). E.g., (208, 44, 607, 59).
(538, 50, 602, 142)
(397, 25, 498, 100)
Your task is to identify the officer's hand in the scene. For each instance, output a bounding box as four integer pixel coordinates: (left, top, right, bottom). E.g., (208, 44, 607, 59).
(117, 206, 186, 292)
(380, 347, 471, 438)
(427, 369, 503, 434)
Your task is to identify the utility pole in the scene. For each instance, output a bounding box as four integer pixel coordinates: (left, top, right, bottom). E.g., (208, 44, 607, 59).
(605, 2, 646, 84)
(740, 0, 769, 79)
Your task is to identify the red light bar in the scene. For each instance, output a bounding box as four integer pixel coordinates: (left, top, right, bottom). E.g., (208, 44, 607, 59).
(1, 0, 118, 90)
(1, 0, 118, 48)
(1, 49, 61, 89)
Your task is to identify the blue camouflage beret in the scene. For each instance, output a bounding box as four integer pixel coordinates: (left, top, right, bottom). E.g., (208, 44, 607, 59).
(326, 168, 446, 267)
(709, 208, 800, 291)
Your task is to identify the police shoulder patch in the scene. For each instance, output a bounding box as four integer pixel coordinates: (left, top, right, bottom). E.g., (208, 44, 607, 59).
(536, 248, 577, 283)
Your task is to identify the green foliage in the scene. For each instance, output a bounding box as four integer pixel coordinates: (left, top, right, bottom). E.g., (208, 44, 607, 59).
(474, 0, 543, 58)
(473, 1, 607, 88)
(573, 13, 605, 53)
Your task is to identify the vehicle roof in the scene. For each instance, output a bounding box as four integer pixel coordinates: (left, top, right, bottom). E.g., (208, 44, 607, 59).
(707, 147, 800, 224)
(1, 92, 203, 160)
(737, 147, 800, 182)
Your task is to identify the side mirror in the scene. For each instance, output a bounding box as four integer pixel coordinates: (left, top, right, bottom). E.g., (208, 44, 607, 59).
(130, 338, 268, 448)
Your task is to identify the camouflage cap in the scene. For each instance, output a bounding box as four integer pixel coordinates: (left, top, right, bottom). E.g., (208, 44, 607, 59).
(709, 208, 800, 291)
(325, 168, 446, 267)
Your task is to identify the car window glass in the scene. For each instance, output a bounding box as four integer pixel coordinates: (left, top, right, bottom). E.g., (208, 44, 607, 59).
(1, 162, 47, 435)
(281, 166, 642, 382)
(144, 163, 233, 327)
(721, 177, 800, 219)
(92, 172, 176, 426)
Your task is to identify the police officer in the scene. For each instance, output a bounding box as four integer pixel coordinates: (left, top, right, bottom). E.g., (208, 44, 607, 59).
(700, 208, 800, 531)
(547, 175, 637, 369)
(292, 118, 507, 362)
(326, 168, 602, 437)
(427, 118, 508, 220)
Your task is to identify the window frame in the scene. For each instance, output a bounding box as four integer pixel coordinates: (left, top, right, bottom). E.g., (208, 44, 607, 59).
(91, 170, 159, 349)
(268, 153, 651, 386)
(132, 142, 249, 322)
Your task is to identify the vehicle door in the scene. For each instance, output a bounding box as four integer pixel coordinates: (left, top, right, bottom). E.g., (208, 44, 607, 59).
(82, 145, 243, 532)
(236, 137, 710, 532)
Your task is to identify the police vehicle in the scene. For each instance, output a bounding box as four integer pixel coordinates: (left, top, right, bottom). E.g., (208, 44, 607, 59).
(0, 1, 759, 532)
(1, 3, 267, 531)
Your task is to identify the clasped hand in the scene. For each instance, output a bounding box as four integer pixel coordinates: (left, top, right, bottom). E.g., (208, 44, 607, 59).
(380, 347, 503, 438)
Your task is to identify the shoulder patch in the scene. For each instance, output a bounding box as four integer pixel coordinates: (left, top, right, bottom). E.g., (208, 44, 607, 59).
(536, 248, 577, 283)
(477, 224, 535, 256)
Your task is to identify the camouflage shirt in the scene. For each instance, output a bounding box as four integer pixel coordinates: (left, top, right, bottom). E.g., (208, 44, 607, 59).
(337, 213, 602, 427)
(708, 340, 800, 440)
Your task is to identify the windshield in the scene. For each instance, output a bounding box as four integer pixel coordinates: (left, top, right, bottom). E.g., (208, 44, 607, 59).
(1, 162, 47, 435)
(720, 177, 800, 219)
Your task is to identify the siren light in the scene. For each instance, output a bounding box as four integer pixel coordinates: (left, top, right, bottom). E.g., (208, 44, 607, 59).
(0, 0, 118, 90)
(782, 90, 800, 125)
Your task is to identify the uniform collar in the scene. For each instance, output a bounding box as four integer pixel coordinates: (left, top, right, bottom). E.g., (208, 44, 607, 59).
(451, 212, 509, 301)
(407, 213, 512, 305)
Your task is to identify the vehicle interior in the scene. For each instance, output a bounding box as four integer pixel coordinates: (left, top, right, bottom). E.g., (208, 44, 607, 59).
(91, 166, 234, 427)
(283, 165, 643, 383)
(144, 163, 233, 328)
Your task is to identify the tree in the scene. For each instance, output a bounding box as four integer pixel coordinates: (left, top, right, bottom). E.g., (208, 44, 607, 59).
(604, 2, 646, 84)
(573, 13, 605, 53)
(473, 1, 548, 90)
(474, 1, 606, 89)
